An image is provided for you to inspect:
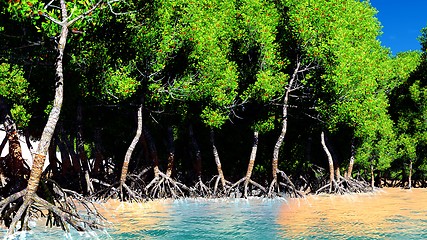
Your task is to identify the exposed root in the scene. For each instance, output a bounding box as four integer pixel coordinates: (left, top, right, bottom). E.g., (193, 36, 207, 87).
(145, 171, 190, 198)
(92, 176, 146, 202)
(268, 169, 304, 198)
(191, 177, 211, 197)
(228, 177, 266, 198)
(1, 181, 106, 235)
(315, 176, 373, 195)
(209, 175, 232, 197)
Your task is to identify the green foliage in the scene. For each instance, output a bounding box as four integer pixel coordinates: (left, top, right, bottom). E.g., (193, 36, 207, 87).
(390, 28, 427, 177)
(0, 62, 35, 127)
(285, 0, 419, 170)
(2, 0, 426, 186)
(101, 61, 140, 102)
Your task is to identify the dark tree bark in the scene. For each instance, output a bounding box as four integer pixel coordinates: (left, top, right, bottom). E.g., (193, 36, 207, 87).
(189, 124, 210, 196)
(408, 159, 413, 189)
(165, 126, 175, 178)
(48, 136, 59, 177)
(76, 102, 93, 194)
(92, 127, 104, 179)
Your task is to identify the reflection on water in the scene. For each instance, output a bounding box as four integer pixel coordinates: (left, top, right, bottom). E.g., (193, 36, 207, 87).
(278, 188, 427, 239)
(1, 188, 427, 239)
(104, 197, 284, 239)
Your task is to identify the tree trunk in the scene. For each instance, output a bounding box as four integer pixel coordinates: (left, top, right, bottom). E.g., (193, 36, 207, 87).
(270, 62, 300, 195)
(210, 129, 226, 188)
(347, 137, 355, 179)
(321, 131, 335, 193)
(6, 0, 104, 235)
(22, 0, 68, 203)
(370, 163, 375, 188)
(48, 136, 59, 177)
(189, 124, 202, 181)
(92, 127, 104, 178)
(120, 105, 142, 190)
(244, 131, 259, 196)
(143, 126, 160, 178)
(76, 102, 93, 194)
(1, 99, 28, 180)
(0, 134, 7, 186)
(165, 126, 175, 178)
(57, 133, 72, 176)
(408, 159, 413, 189)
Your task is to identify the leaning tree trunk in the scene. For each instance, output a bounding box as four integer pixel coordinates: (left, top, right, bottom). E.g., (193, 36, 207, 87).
(5, 0, 105, 234)
(119, 105, 142, 199)
(321, 131, 335, 193)
(210, 129, 228, 194)
(6, 9, 68, 234)
(0, 134, 7, 186)
(268, 62, 300, 197)
(244, 131, 258, 196)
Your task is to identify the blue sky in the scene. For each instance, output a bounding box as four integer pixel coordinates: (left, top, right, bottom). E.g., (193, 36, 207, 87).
(370, 0, 427, 55)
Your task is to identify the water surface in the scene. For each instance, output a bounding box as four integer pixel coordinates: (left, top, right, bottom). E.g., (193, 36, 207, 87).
(1, 188, 427, 239)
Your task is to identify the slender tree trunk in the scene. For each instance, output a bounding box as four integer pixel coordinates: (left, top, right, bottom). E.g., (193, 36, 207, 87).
(6, 18, 70, 236)
(1, 99, 28, 179)
(0, 134, 7, 186)
(48, 136, 59, 177)
(370, 163, 375, 188)
(189, 124, 202, 181)
(62, 131, 82, 177)
(347, 137, 355, 179)
(120, 105, 143, 190)
(244, 131, 259, 197)
(144, 126, 160, 178)
(334, 162, 341, 182)
(92, 127, 104, 178)
(210, 129, 226, 188)
(321, 131, 335, 193)
(24, 128, 34, 156)
(8, 131, 29, 179)
(22, 0, 68, 204)
(57, 134, 72, 176)
(0, 132, 7, 155)
(166, 126, 175, 178)
(270, 62, 300, 195)
(7, 0, 104, 235)
(408, 159, 413, 189)
(76, 102, 93, 194)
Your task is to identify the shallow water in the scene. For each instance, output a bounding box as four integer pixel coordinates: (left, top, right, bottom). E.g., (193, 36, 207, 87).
(1, 188, 427, 239)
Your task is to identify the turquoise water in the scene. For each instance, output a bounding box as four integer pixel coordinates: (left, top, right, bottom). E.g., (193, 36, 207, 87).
(2, 188, 427, 239)
(108, 198, 283, 239)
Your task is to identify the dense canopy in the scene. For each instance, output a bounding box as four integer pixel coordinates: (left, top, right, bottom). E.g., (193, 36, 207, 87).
(0, 0, 425, 235)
